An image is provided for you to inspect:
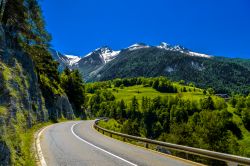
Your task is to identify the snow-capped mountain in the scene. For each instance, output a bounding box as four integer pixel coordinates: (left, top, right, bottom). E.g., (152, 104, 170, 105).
(125, 42, 211, 58)
(66, 46, 121, 80)
(85, 47, 120, 63)
(52, 42, 212, 79)
(157, 42, 211, 58)
(50, 44, 250, 94)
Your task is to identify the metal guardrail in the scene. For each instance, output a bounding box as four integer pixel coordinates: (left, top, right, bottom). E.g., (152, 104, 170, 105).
(94, 119, 250, 166)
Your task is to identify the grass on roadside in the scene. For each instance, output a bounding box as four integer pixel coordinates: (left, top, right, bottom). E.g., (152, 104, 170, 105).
(19, 122, 53, 166)
(18, 118, 73, 165)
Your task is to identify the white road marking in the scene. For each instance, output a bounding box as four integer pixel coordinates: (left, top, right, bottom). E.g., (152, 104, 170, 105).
(36, 126, 49, 166)
(71, 122, 138, 166)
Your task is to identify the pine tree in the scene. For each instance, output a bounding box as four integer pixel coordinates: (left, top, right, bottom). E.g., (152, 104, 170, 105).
(117, 99, 126, 119)
(1, 0, 26, 28)
(152, 79, 159, 89)
(200, 96, 215, 110)
(61, 69, 86, 116)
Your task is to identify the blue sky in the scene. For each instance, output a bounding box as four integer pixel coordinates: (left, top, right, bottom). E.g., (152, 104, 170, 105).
(40, 0, 250, 58)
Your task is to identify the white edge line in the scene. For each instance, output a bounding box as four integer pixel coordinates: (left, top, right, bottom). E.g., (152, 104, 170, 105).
(36, 126, 49, 166)
(71, 122, 138, 166)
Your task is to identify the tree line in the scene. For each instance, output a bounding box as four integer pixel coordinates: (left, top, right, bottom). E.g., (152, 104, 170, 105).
(86, 77, 180, 93)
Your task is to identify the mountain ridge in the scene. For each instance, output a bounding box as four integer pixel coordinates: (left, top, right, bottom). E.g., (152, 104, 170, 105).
(51, 43, 250, 94)
(51, 42, 213, 69)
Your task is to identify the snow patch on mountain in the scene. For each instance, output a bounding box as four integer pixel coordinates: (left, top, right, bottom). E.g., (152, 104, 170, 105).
(84, 47, 120, 63)
(65, 55, 81, 66)
(85, 52, 93, 58)
(157, 42, 171, 49)
(187, 51, 211, 58)
(165, 66, 175, 73)
(191, 61, 206, 71)
(128, 43, 150, 51)
(157, 42, 211, 58)
(97, 47, 120, 63)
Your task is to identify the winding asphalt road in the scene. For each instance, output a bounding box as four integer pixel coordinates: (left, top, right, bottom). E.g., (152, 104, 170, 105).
(40, 120, 200, 166)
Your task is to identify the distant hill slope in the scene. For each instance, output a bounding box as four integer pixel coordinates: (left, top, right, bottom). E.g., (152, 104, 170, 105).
(52, 43, 250, 94)
(215, 57, 250, 70)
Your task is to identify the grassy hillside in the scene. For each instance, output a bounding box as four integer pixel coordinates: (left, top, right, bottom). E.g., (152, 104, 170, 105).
(108, 85, 205, 104)
(86, 77, 250, 161)
(87, 79, 224, 108)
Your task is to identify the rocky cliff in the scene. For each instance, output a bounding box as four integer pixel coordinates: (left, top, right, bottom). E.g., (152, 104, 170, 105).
(0, 24, 74, 165)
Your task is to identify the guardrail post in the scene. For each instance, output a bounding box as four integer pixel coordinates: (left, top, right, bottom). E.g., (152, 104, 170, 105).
(186, 153, 189, 160)
(145, 143, 149, 148)
(110, 133, 112, 137)
(123, 137, 125, 142)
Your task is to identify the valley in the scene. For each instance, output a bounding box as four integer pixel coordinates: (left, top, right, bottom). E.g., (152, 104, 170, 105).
(85, 77, 250, 164)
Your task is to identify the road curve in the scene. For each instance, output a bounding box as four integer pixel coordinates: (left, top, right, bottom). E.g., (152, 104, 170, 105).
(40, 120, 200, 166)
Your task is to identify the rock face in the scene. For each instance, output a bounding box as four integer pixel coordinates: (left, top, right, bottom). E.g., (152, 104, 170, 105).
(0, 24, 74, 165)
(49, 95, 75, 120)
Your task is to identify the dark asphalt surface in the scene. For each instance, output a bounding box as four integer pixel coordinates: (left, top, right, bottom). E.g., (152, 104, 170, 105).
(40, 120, 199, 166)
